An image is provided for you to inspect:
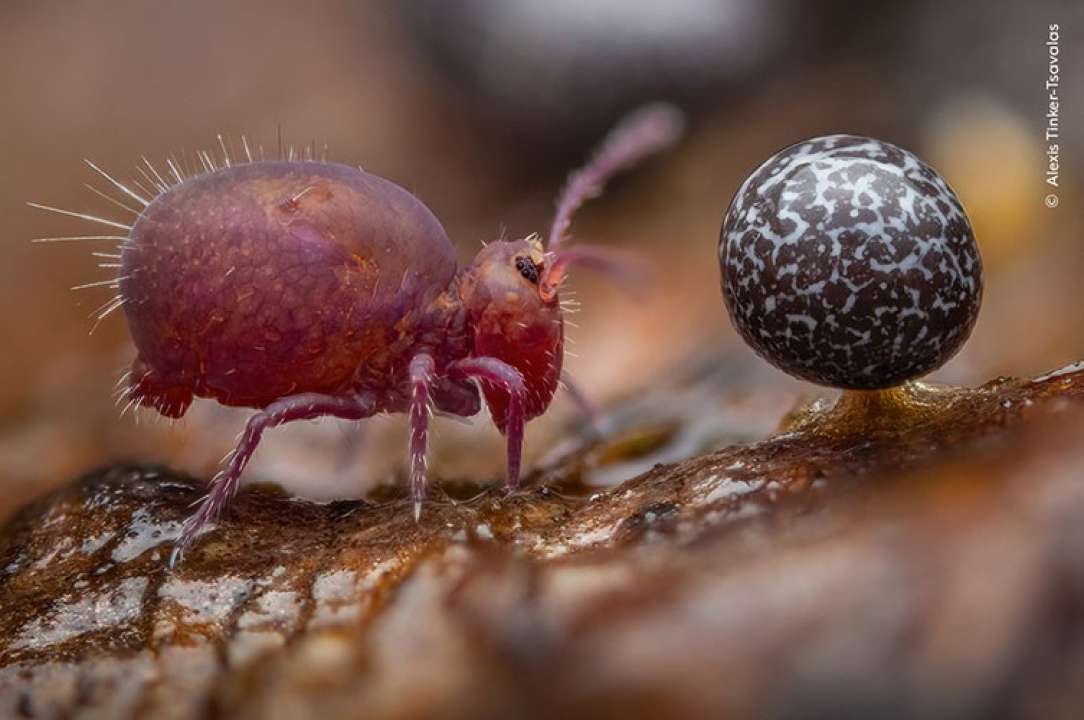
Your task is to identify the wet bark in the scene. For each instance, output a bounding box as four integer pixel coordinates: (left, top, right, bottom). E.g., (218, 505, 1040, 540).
(3, 352, 1084, 719)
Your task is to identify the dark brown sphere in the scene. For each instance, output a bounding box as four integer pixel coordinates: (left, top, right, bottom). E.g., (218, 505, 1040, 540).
(719, 135, 983, 389)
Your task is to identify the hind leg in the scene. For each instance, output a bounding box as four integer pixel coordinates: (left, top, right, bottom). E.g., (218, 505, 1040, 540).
(170, 391, 377, 567)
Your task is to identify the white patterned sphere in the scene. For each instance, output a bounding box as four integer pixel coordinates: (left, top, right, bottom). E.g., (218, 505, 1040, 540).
(719, 135, 983, 389)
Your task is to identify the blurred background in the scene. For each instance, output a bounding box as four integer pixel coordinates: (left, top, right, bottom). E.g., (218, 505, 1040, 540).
(1, 0, 1080, 521)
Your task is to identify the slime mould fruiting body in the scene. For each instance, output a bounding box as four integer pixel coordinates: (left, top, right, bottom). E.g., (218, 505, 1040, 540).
(37, 104, 685, 563)
(719, 134, 983, 390)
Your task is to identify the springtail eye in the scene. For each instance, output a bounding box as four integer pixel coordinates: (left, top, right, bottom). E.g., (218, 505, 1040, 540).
(515, 255, 540, 284)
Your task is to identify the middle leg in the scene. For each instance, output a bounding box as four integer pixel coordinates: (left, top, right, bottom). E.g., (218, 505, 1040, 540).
(408, 353, 435, 521)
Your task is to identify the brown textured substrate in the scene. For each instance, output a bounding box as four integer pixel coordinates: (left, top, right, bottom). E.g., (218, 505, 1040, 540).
(3, 356, 1084, 719)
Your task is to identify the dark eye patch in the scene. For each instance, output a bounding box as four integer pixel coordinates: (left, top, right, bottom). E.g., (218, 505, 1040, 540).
(515, 256, 540, 284)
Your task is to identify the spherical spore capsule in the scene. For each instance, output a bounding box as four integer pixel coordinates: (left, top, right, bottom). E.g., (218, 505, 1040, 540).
(719, 134, 983, 389)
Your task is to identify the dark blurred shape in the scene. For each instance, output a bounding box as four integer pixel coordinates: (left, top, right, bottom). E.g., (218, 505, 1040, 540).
(399, 0, 822, 156)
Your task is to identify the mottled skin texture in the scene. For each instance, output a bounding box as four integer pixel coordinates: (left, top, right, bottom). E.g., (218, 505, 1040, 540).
(107, 104, 683, 562)
(720, 135, 983, 389)
(459, 242, 563, 431)
(123, 162, 475, 417)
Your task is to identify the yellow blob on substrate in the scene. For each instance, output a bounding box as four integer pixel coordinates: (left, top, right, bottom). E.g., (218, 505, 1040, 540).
(779, 382, 983, 437)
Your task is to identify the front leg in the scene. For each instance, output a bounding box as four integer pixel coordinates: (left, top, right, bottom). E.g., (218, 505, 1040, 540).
(448, 356, 526, 489)
(171, 391, 377, 567)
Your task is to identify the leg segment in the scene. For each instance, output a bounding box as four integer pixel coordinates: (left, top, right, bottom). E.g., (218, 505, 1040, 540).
(448, 356, 526, 489)
(170, 391, 377, 567)
(408, 353, 435, 521)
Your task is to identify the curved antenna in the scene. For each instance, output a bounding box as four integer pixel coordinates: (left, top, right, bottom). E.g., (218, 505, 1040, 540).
(546, 102, 685, 252)
(541, 102, 684, 301)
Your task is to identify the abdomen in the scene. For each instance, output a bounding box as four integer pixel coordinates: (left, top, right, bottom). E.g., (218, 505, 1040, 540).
(121, 161, 456, 414)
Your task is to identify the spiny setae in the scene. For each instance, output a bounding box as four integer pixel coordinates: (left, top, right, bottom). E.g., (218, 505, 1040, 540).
(32, 104, 684, 566)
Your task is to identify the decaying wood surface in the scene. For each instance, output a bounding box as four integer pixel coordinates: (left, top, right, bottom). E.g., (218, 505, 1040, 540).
(3, 352, 1084, 719)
